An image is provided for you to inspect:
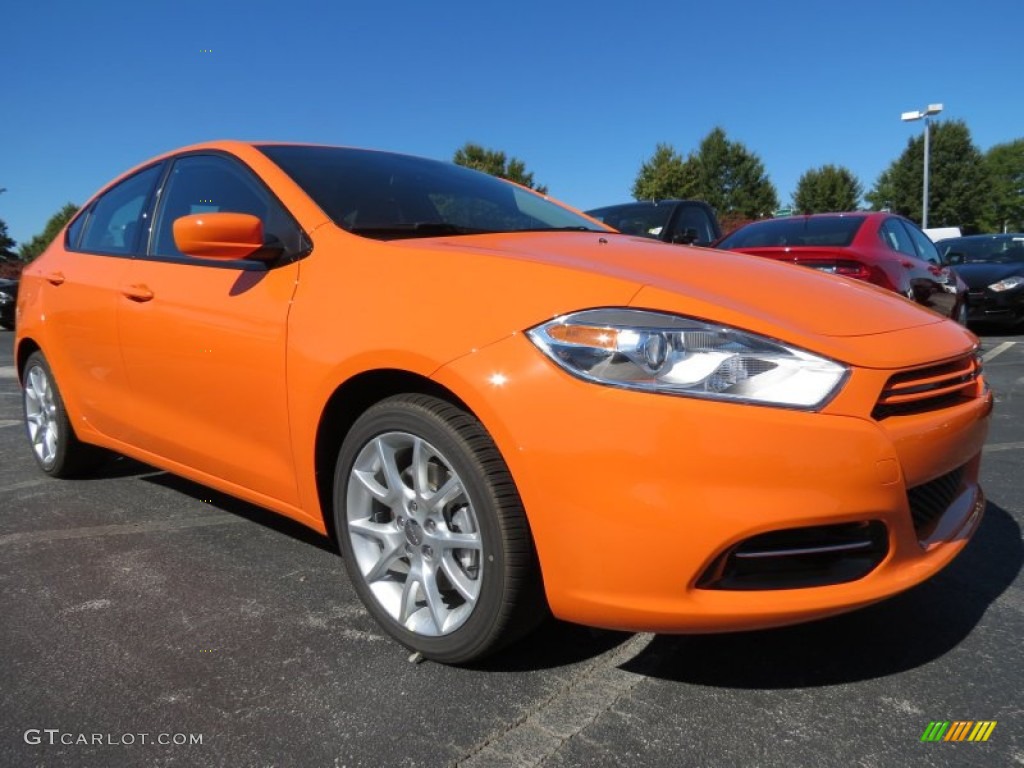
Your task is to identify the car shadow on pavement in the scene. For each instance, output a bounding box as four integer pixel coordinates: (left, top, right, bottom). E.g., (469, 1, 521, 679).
(619, 501, 1022, 688)
(114, 460, 642, 669)
(470, 619, 637, 672)
(138, 468, 338, 554)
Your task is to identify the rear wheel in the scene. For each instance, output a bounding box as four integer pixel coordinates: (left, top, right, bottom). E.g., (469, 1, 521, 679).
(333, 394, 543, 663)
(22, 352, 103, 477)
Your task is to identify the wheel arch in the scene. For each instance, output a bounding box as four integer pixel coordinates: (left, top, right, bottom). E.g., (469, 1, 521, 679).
(313, 368, 474, 545)
(15, 336, 41, 383)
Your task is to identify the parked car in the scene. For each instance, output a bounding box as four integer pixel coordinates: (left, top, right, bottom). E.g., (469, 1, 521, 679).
(0, 276, 18, 329)
(16, 142, 991, 663)
(937, 233, 1024, 328)
(714, 212, 968, 323)
(585, 199, 721, 246)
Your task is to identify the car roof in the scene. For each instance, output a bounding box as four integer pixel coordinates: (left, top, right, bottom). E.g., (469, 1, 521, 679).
(587, 199, 708, 211)
(937, 233, 1024, 242)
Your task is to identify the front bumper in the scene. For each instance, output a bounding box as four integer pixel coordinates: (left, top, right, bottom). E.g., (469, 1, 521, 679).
(966, 287, 1024, 325)
(434, 332, 991, 633)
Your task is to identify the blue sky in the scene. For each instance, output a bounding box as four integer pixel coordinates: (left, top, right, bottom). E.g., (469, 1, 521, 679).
(2, 0, 1022, 244)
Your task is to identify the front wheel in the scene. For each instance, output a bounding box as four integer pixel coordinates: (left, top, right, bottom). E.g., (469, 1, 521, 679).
(333, 394, 543, 663)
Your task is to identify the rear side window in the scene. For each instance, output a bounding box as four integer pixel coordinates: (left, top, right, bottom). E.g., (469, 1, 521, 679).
(65, 211, 86, 250)
(78, 165, 163, 255)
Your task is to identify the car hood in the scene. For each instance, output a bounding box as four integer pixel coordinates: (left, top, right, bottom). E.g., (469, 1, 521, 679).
(954, 262, 1024, 289)
(430, 232, 935, 339)
(415, 232, 971, 368)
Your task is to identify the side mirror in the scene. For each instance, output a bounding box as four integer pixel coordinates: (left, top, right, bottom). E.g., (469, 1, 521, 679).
(172, 213, 281, 261)
(943, 251, 965, 266)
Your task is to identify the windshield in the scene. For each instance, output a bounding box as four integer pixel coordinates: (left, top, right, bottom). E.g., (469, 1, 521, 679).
(939, 236, 1024, 264)
(717, 215, 865, 249)
(257, 145, 606, 240)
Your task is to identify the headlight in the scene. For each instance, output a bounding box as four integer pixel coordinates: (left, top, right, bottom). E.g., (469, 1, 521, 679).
(527, 309, 848, 409)
(989, 275, 1024, 292)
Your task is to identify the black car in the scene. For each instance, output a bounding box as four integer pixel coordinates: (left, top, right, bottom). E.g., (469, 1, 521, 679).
(937, 234, 1024, 327)
(585, 200, 721, 246)
(0, 277, 18, 330)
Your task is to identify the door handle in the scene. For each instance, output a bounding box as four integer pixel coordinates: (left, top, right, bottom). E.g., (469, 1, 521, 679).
(121, 284, 155, 302)
(46, 272, 66, 286)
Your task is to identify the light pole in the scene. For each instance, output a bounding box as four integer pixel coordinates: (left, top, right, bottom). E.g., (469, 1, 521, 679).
(900, 103, 943, 229)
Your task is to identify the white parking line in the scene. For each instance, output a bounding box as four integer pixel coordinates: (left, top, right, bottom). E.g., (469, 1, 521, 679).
(0, 515, 249, 546)
(0, 419, 22, 429)
(982, 341, 1016, 362)
(984, 441, 1024, 453)
(0, 366, 17, 379)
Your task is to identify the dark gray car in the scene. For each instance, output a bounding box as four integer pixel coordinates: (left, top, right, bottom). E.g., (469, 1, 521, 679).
(0, 277, 18, 330)
(938, 233, 1024, 327)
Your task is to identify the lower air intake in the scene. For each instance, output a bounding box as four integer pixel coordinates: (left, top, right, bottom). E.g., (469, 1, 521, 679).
(697, 521, 888, 591)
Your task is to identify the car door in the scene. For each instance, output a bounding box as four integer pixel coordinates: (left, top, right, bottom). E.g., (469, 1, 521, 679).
(878, 218, 942, 310)
(37, 164, 163, 440)
(116, 153, 304, 505)
(902, 219, 957, 318)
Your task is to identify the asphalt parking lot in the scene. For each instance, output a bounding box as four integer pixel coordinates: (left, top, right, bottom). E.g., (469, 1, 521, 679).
(1, 326, 1021, 768)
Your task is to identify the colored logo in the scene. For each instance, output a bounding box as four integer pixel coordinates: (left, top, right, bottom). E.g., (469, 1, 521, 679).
(921, 721, 996, 742)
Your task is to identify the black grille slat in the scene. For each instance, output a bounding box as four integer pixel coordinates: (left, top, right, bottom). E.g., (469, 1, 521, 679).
(874, 355, 980, 419)
(907, 466, 965, 540)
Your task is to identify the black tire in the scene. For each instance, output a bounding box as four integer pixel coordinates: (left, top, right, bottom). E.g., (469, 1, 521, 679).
(22, 351, 104, 478)
(333, 394, 544, 664)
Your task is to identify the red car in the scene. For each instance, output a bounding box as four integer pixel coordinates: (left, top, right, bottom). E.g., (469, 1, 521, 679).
(715, 212, 968, 323)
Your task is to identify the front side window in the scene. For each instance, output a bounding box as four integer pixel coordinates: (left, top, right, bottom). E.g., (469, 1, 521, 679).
(670, 206, 719, 245)
(903, 220, 941, 264)
(151, 155, 296, 258)
(77, 164, 163, 255)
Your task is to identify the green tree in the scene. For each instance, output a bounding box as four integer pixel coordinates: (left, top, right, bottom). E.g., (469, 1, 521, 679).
(18, 203, 78, 262)
(0, 218, 19, 278)
(0, 218, 16, 260)
(686, 128, 778, 219)
(453, 143, 547, 194)
(866, 120, 987, 230)
(793, 165, 863, 213)
(633, 129, 778, 220)
(631, 143, 696, 200)
(982, 139, 1024, 232)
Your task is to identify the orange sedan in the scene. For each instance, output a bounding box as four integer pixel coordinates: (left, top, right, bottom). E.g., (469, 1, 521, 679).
(15, 141, 991, 663)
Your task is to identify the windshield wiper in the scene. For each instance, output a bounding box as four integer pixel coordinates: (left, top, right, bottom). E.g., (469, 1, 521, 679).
(512, 226, 604, 233)
(349, 222, 497, 240)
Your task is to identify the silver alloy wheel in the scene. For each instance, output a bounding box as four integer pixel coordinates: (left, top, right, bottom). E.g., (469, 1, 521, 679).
(24, 364, 59, 467)
(346, 431, 483, 636)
